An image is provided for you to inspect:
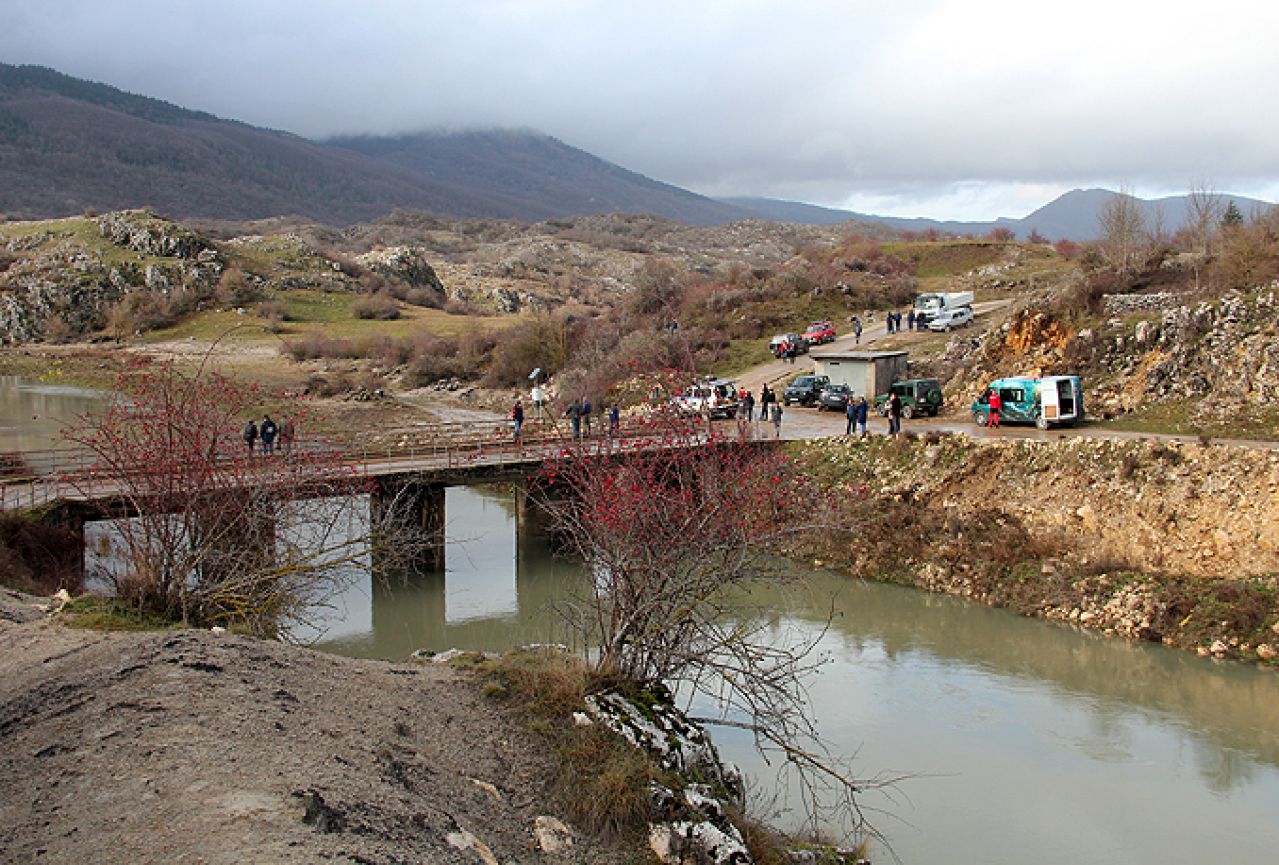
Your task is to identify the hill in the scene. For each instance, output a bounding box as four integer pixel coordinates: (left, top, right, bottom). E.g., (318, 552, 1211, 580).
(729, 189, 1276, 241)
(0, 64, 746, 226)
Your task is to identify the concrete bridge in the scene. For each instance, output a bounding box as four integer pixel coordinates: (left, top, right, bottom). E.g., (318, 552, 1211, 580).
(1, 416, 776, 578)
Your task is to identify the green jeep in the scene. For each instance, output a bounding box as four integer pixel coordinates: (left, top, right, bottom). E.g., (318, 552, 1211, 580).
(874, 378, 944, 418)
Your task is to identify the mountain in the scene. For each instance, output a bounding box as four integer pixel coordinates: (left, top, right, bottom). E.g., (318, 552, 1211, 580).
(0, 64, 747, 225)
(728, 189, 1275, 241)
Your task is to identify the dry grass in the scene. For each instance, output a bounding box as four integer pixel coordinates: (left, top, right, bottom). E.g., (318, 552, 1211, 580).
(475, 649, 659, 838)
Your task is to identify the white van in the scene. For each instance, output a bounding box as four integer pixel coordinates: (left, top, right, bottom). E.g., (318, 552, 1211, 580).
(927, 306, 974, 331)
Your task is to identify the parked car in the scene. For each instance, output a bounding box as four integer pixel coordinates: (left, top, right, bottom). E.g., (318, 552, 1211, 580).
(673, 378, 741, 419)
(782, 374, 830, 406)
(927, 306, 974, 331)
(803, 320, 837, 345)
(972, 375, 1083, 429)
(768, 333, 809, 358)
(874, 378, 944, 418)
(816, 383, 853, 412)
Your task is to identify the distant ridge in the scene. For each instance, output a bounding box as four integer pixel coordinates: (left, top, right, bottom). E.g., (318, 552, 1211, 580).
(0, 63, 748, 225)
(726, 190, 1276, 241)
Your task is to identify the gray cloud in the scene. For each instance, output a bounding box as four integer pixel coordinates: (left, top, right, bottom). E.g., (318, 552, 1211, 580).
(4, 0, 1277, 219)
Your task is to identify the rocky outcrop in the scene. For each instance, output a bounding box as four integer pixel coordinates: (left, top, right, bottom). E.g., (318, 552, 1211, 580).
(585, 687, 750, 865)
(97, 210, 209, 259)
(355, 246, 445, 291)
(0, 212, 224, 343)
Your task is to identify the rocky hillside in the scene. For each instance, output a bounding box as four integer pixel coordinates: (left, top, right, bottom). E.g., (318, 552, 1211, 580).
(794, 434, 1279, 665)
(926, 272, 1279, 435)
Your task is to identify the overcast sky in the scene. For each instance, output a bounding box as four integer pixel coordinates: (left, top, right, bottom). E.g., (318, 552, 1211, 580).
(5, 0, 1278, 220)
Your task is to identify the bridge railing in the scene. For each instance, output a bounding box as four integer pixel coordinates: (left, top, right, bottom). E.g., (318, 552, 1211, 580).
(0, 412, 738, 510)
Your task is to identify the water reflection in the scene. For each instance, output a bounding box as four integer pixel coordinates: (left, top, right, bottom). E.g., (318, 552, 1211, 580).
(313, 486, 578, 659)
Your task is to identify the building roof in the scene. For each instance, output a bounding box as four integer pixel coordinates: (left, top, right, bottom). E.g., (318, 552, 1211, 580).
(809, 350, 908, 361)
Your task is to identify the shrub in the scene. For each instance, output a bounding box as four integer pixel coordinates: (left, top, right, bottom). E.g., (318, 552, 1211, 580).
(352, 292, 401, 320)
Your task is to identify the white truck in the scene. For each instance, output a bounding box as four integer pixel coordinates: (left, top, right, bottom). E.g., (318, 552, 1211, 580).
(913, 291, 974, 323)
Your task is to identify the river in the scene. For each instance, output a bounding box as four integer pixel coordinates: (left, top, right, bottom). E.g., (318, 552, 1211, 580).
(313, 484, 1279, 865)
(0, 374, 100, 454)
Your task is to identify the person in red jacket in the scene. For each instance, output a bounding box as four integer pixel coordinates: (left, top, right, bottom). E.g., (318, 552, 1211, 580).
(987, 388, 1002, 429)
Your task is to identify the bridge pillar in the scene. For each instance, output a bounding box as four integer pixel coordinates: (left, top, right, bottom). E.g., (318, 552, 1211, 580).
(371, 480, 446, 573)
(38, 502, 88, 589)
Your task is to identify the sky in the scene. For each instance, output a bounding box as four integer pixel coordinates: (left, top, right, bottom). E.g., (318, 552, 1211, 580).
(4, 0, 1279, 221)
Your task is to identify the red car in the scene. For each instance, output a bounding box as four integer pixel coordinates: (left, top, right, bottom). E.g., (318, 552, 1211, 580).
(803, 320, 836, 345)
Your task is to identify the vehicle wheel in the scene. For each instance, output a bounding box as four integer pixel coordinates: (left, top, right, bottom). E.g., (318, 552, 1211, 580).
(1036, 415, 1050, 430)
(973, 410, 989, 427)
(902, 405, 913, 420)
(783, 398, 791, 407)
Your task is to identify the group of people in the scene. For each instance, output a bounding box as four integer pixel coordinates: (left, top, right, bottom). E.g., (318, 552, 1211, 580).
(844, 394, 870, 435)
(885, 310, 927, 334)
(735, 385, 784, 435)
(241, 414, 294, 456)
(558, 397, 621, 441)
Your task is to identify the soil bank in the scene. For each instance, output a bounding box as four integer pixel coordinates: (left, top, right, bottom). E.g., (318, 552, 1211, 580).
(0, 590, 639, 865)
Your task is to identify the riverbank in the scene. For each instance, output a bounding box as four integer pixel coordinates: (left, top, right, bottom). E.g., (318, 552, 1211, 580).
(0, 589, 642, 865)
(791, 433, 1279, 666)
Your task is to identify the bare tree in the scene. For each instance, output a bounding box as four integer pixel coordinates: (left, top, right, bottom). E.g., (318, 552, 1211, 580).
(1185, 180, 1224, 257)
(536, 398, 891, 848)
(61, 361, 421, 637)
(1098, 187, 1146, 273)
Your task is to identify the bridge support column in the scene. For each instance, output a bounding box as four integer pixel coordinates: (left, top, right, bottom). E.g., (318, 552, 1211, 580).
(371, 480, 446, 574)
(39, 502, 88, 589)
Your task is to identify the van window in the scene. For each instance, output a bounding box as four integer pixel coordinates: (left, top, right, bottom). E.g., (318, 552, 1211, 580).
(998, 388, 1023, 403)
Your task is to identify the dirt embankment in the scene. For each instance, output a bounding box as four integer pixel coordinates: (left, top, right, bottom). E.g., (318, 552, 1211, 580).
(0, 590, 638, 865)
(794, 434, 1279, 664)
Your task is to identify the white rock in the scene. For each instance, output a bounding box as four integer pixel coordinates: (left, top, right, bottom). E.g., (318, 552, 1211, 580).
(572, 711, 593, 727)
(470, 778, 501, 800)
(1256, 644, 1276, 661)
(210, 626, 226, 635)
(533, 815, 574, 853)
(445, 828, 498, 865)
(1210, 639, 1228, 656)
(53, 588, 72, 605)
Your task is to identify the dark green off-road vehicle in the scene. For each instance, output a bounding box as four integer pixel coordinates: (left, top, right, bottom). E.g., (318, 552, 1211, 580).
(874, 378, 943, 418)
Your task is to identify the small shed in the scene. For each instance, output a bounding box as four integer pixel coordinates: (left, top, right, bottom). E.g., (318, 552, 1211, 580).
(809, 350, 908, 398)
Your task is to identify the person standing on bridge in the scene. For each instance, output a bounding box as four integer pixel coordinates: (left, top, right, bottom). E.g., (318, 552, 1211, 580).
(855, 395, 869, 436)
(770, 402, 783, 438)
(887, 391, 902, 435)
(279, 416, 295, 456)
(512, 401, 524, 444)
(531, 382, 545, 421)
(260, 415, 278, 456)
(242, 419, 258, 456)
(581, 397, 593, 436)
(565, 398, 582, 440)
(608, 403, 620, 437)
(743, 389, 755, 423)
